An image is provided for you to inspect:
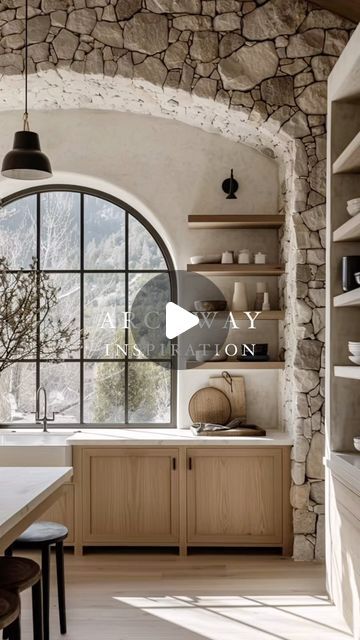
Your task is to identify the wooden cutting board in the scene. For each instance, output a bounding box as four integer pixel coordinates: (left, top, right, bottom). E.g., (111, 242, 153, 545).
(209, 372, 246, 421)
(188, 387, 231, 425)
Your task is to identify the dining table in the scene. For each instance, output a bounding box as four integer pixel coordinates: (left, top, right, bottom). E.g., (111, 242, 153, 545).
(0, 466, 73, 553)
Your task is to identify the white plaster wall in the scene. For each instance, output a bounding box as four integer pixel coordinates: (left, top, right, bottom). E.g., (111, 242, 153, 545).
(0, 108, 280, 429)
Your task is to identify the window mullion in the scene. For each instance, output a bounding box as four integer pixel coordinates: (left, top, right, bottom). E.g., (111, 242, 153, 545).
(80, 193, 84, 424)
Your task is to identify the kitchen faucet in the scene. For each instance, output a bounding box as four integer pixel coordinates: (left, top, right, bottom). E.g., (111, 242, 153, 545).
(35, 386, 56, 432)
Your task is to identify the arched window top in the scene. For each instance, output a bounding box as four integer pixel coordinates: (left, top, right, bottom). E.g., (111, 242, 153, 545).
(0, 187, 175, 427)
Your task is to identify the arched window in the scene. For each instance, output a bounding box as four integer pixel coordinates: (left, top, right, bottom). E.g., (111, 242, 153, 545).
(0, 187, 176, 426)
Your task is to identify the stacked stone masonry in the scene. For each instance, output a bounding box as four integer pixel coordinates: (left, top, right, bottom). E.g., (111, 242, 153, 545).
(0, 0, 355, 560)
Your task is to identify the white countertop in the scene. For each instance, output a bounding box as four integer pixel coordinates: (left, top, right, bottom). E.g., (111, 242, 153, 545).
(67, 428, 292, 446)
(0, 466, 73, 541)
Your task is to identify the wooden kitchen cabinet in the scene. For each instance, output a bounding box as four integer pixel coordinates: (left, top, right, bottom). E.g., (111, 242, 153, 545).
(186, 448, 290, 550)
(39, 483, 75, 544)
(81, 448, 180, 545)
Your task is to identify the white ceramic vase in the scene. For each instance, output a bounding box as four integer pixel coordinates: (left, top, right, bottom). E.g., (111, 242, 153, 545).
(232, 282, 248, 311)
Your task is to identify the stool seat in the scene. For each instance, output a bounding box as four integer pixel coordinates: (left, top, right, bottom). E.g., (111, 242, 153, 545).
(16, 522, 68, 546)
(0, 557, 41, 592)
(0, 589, 19, 630)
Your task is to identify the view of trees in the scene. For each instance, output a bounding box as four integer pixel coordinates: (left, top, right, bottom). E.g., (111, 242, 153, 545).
(0, 191, 172, 425)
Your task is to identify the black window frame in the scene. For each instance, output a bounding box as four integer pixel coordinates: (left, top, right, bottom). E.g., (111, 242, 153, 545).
(0, 185, 177, 428)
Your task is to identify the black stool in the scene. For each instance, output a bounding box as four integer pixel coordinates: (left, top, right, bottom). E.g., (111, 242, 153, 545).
(0, 557, 42, 640)
(0, 589, 20, 640)
(8, 523, 67, 640)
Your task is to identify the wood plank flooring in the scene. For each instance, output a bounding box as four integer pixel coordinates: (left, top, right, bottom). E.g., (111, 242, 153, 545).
(17, 551, 351, 640)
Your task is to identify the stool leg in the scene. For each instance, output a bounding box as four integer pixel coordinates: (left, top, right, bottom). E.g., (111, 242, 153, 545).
(4, 546, 12, 557)
(55, 542, 66, 634)
(7, 617, 21, 640)
(41, 546, 50, 640)
(32, 580, 43, 640)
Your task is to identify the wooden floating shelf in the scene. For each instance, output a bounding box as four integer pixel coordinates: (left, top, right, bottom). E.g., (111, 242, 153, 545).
(192, 310, 285, 320)
(334, 288, 360, 307)
(188, 214, 285, 229)
(334, 366, 360, 380)
(333, 211, 360, 242)
(187, 361, 285, 370)
(333, 130, 360, 174)
(187, 263, 285, 276)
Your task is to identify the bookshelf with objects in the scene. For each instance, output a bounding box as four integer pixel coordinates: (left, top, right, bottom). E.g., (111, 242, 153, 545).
(187, 214, 285, 370)
(325, 24, 360, 635)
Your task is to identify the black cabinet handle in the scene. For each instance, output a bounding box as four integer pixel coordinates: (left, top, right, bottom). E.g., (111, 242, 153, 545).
(172, 457, 176, 471)
(188, 457, 192, 470)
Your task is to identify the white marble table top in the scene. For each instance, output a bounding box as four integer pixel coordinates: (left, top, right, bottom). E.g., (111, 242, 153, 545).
(0, 466, 72, 542)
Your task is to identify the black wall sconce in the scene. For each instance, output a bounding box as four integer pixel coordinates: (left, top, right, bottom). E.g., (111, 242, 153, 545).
(222, 169, 238, 200)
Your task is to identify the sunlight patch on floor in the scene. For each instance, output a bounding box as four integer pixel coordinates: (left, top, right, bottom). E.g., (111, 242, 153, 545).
(113, 595, 352, 640)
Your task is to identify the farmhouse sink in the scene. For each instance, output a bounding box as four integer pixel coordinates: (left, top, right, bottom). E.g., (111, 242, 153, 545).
(0, 431, 72, 466)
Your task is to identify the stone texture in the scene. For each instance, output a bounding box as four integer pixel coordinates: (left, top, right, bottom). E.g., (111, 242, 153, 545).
(300, 9, 354, 31)
(164, 41, 188, 68)
(172, 15, 211, 31)
(296, 81, 327, 115)
(190, 31, 218, 62)
(124, 13, 168, 54)
(302, 205, 325, 231)
(84, 47, 103, 73)
(294, 509, 316, 534)
(115, 0, 141, 20)
(294, 369, 319, 393)
(287, 29, 325, 57)
(309, 159, 326, 196)
(315, 515, 325, 561)
(281, 110, 310, 138)
(290, 483, 310, 509)
(324, 28, 348, 55)
(219, 32, 243, 57)
(311, 54, 337, 81)
(147, 0, 201, 12)
(92, 21, 123, 47)
(219, 41, 278, 91)
(192, 77, 217, 100)
(310, 480, 324, 504)
(67, 8, 96, 35)
(213, 12, 240, 32)
(292, 462, 305, 486)
(260, 76, 295, 106)
(134, 56, 167, 85)
(28, 15, 50, 43)
(293, 534, 314, 561)
(243, 0, 307, 41)
(306, 432, 325, 479)
(294, 339, 322, 370)
(52, 28, 78, 59)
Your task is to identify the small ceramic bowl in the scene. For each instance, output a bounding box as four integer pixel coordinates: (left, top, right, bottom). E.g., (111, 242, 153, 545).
(355, 272, 360, 286)
(354, 436, 360, 452)
(347, 198, 360, 217)
(349, 355, 360, 365)
(190, 255, 221, 265)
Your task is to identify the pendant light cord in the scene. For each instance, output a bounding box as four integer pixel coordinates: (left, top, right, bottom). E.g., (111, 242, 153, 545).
(23, 0, 29, 131)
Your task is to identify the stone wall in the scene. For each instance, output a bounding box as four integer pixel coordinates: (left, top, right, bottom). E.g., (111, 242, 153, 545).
(0, 0, 355, 559)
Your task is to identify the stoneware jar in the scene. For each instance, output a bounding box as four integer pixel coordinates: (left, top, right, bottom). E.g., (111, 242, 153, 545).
(232, 282, 248, 311)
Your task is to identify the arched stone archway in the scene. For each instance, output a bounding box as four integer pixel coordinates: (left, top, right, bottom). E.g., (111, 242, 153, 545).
(0, 0, 355, 559)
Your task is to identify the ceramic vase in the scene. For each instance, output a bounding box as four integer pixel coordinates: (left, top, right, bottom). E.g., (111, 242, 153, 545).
(262, 291, 270, 311)
(232, 282, 248, 311)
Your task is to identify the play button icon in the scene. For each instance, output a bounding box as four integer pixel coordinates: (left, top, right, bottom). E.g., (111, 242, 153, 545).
(165, 302, 200, 339)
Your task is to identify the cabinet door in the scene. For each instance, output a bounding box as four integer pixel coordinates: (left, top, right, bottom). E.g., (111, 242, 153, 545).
(82, 448, 179, 544)
(187, 448, 283, 545)
(39, 484, 75, 544)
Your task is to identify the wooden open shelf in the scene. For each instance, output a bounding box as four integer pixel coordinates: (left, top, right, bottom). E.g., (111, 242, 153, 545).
(334, 366, 360, 380)
(333, 211, 360, 242)
(334, 288, 360, 307)
(187, 264, 285, 276)
(333, 130, 360, 174)
(188, 214, 284, 229)
(186, 361, 285, 370)
(191, 310, 285, 320)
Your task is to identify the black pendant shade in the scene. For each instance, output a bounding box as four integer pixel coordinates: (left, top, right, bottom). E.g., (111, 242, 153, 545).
(1, 0, 52, 180)
(1, 130, 52, 180)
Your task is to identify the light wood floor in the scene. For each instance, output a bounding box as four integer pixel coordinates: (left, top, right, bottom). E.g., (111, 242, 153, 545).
(18, 551, 351, 640)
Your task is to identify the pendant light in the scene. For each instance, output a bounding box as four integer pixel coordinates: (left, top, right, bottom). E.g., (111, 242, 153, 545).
(1, 0, 52, 179)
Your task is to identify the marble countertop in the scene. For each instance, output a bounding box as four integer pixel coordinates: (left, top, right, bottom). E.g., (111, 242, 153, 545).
(67, 428, 292, 446)
(0, 466, 73, 541)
